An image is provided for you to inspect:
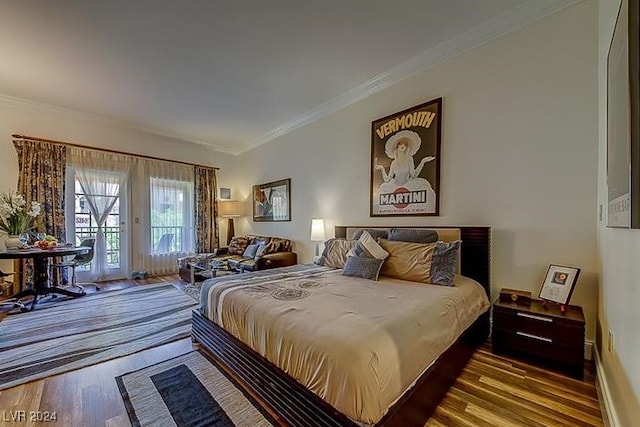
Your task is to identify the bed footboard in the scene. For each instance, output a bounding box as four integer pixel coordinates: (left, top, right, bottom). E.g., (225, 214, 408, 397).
(192, 309, 489, 427)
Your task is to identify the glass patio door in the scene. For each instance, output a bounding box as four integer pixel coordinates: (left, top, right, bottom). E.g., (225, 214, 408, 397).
(65, 168, 129, 281)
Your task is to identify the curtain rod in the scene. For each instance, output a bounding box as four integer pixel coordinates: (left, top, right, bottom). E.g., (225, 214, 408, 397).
(11, 133, 220, 171)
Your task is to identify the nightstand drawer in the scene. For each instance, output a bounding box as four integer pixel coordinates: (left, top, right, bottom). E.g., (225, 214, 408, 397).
(493, 308, 584, 346)
(492, 329, 583, 365)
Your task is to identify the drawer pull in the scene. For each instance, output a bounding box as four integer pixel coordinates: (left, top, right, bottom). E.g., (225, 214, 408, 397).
(517, 312, 553, 323)
(517, 331, 552, 343)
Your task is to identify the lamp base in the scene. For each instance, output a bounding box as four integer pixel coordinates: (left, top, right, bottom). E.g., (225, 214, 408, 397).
(226, 218, 235, 246)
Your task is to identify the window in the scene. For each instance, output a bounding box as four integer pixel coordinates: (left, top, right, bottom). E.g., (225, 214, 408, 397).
(71, 176, 122, 271)
(150, 177, 194, 254)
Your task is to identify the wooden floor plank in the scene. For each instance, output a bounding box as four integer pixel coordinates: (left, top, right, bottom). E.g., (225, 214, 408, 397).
(465, 359, 602, 416)
(0, 275, 604, 427)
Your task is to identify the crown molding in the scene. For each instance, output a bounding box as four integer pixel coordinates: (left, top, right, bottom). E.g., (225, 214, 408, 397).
(0, 0, 581, 157)
(0, 93, 240, 155)
(238, 0, 581, 155)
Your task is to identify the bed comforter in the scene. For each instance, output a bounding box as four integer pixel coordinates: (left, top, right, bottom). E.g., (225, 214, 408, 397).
(200, 264, 489, 424)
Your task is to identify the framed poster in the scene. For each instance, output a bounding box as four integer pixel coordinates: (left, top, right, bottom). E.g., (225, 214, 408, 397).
(252, 178, 291, 222)
(607, 0, 640, 228)
(370, 97, 442, 217)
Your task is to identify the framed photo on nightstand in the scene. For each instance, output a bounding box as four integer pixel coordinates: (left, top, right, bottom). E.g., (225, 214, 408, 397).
(538, 264, 581, 305)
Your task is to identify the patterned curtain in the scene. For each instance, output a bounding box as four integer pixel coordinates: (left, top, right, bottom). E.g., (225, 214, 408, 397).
(13, 139, 67, 286)
(194, 166, 219, 253)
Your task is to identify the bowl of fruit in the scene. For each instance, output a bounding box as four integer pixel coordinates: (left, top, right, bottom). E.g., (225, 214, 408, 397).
(35, 235, 59, 249)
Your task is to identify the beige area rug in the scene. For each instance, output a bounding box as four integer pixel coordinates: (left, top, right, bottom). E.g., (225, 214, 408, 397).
(116, 351, 275, 427)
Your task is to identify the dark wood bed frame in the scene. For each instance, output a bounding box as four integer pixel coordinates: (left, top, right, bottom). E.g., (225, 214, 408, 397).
(192, 225, 491, 426)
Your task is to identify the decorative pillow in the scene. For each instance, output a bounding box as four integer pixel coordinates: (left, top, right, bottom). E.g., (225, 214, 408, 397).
(430, 240, 461, 286)
(318, 238, 356, 269)
(242, 243, 260, 259)
(378, 239, 460, 286)
(352, 228, 389, 241)
(228, 236, 250, 255)
(378, 239, 436, 283)
(342, 256, 384, 281)
(356, 230, 389, 260)
(251, 237, 269, 247)
(388, 228, 438, 244)
(255, 243, 268, 258)
(268, 237, 292, 253)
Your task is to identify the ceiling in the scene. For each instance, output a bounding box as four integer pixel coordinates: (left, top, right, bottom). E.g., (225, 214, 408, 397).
(0, 0, 576, 155)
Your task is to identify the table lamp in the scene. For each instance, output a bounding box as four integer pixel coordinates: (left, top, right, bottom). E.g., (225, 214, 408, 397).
(310, 218, 325, 258)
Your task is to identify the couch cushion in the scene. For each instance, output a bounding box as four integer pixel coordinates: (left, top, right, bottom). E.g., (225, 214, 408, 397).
(228, 236, 250, 255)
(227, 255, 254, 270)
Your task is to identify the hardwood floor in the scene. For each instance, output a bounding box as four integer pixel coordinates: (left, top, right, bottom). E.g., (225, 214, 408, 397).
(0, 275, 604, 427)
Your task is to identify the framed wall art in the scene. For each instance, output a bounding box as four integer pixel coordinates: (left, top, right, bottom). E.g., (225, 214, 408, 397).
(370, 97, 442, 217)
(538, 264, 581, 306)
(252, 178, 291, 222)
(607, 0, 640, 228)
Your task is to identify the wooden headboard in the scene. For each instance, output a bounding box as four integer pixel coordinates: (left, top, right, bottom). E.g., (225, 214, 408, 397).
(334, 225, 491, 298)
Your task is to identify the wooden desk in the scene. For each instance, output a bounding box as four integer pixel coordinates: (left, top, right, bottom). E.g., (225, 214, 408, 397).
(0, 246, 89, 311)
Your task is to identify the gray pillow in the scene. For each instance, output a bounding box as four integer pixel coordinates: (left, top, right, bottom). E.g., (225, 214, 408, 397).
(342, 256, 384, 281)
(430, 240, 461, 286)
(254, 243, 268, 258)
(317, 238, 356, 269)
(388, 228, 438, 244)
(352, 229, 388, 240)
(242, 243, 260, 259)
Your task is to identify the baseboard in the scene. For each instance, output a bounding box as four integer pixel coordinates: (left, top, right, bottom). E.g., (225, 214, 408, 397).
(594, 350, 621, 427)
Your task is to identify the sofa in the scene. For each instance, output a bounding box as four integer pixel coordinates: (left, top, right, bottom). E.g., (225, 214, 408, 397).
(178, 234, 297, 282)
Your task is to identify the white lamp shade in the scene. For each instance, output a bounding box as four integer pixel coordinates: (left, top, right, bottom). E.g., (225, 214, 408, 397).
(310, 218, 325, 241)
(219, 200, 243, 217)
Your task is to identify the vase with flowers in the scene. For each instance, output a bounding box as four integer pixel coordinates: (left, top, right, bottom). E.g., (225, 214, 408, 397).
(0, 192, 42, 250)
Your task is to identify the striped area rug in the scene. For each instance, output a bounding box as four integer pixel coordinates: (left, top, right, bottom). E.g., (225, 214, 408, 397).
(117, 351, 275, 427)
(0, 283, 197, 391)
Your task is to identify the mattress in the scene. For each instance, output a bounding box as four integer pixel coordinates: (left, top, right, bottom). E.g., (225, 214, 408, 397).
(200, 264, 489, 424)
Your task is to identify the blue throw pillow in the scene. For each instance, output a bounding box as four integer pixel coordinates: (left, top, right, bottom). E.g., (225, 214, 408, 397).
(242, 243, 260, 259)
(342, 256, 384, 281)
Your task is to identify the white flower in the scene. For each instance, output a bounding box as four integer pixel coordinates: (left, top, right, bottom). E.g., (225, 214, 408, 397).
(29, 201, 42, 217)
(0, 192, 42, 235)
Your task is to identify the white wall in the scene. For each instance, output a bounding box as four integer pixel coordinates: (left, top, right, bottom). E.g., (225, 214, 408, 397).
(597, 0, 640, 424)
(0, 97, 237, 272)
(235, 1, 600, 339)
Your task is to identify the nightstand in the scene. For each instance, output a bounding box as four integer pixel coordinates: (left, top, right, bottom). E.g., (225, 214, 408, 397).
(492, 298, 585, 380)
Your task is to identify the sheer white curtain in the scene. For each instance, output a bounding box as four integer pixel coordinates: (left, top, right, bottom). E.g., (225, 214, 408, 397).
(133, 158, 194, 275)
(69, 149, 131, 280)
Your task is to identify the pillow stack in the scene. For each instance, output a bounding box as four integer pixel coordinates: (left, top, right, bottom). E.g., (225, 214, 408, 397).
(319, 228, 461, 286)
(342, 231, 389, 281)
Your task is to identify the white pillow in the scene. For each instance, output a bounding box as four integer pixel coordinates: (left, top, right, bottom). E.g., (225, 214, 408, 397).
(357, 230, 389, 260)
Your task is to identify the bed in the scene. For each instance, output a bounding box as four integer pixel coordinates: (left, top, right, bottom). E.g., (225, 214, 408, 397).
(192, 226, 491, 426)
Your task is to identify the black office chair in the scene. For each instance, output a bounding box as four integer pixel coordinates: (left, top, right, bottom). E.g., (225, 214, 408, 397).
(50, 238, 100, 292)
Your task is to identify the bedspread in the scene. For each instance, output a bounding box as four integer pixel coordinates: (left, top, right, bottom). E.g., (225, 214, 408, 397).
(200, 264, 489, 424)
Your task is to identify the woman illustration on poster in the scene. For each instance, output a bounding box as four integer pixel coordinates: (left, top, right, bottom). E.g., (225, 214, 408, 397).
(374, 130, 436, 212)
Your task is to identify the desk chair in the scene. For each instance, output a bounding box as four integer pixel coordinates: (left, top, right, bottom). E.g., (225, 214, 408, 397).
(50, 238, 100, 292)
(0, 270, 27, 312)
